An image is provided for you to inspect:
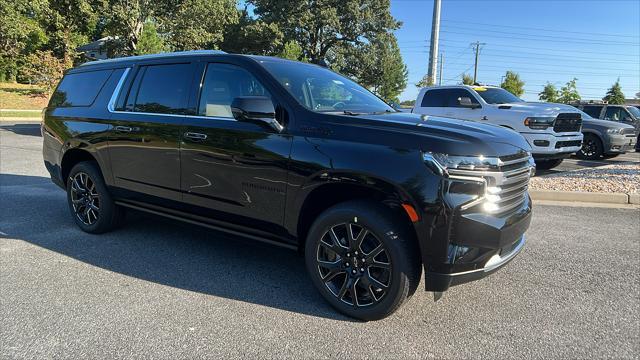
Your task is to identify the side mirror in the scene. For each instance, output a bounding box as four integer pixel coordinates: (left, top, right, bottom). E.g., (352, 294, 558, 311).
(231, 96, 283, 132)
(458, 97, 479, 109)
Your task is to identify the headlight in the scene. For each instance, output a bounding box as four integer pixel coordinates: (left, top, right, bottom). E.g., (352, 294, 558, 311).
(607, 128, 624, 134)
(524, 117, 555, 130)
(423, 153, 500, 174)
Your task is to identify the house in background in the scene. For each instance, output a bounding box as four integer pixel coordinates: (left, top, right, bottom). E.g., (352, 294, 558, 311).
(77, 37, 116, 60)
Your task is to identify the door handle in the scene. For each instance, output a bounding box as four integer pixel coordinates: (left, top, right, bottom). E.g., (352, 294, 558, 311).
(184, 132, 207, 140)
(115, 126, 133, 132)
(481, 116, 488, 120)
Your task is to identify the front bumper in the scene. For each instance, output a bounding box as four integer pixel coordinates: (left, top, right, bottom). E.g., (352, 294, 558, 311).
(521, 132, 582, 155)
(606, 134, 637, 154)
(425, 235, 526, 291)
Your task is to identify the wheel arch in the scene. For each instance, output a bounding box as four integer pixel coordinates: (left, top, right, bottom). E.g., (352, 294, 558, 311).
(60, 148, 101, 186)
(294, 177, 419, 253)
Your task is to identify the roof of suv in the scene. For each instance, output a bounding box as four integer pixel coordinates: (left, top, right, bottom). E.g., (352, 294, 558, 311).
(79, 50, 229, 67)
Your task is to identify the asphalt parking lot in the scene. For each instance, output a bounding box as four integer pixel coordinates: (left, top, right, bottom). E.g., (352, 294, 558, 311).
(1, 122, 639, 359)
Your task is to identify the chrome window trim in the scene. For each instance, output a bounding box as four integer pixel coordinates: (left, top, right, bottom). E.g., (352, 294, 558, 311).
(106, 66, 236, 122)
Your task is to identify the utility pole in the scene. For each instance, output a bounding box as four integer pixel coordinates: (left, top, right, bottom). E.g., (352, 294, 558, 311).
(438, 53, 444, 86)
(426, 0, 441, 86)
(472, 41, 486, 84)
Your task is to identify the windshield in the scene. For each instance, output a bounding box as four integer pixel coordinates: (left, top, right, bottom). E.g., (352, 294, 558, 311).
(475, 87, 524, 104)
(576, 109, 595, 120)
(257, 59, 394, 114)
(627, 106, 640, 119)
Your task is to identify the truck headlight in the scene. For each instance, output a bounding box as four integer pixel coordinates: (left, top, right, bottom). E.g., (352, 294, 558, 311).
(524, 117, 555, 130)
(606, 128, 624, 134)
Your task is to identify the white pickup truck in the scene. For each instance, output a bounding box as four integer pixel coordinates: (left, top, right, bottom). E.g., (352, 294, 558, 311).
(412, 85, 583, 169)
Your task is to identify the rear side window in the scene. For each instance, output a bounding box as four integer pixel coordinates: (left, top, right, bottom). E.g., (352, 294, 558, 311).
(582, 105, 603, 118)
(445, 89, 480, 107)
(50, 69, 113, 107)
(126, 63, 191, 114)
(420, 89, 447, 107)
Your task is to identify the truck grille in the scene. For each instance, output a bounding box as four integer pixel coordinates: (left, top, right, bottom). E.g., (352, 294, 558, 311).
(555, 140, 582, 148)
(553, 113, 582, 133)
(449, 152, 533, 215)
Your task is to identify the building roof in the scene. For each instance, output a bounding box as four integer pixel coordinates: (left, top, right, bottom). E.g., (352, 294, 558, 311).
(77, 37, 116, 52)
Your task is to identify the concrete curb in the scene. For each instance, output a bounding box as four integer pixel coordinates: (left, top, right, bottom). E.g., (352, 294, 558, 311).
(530, 190, 638, 205)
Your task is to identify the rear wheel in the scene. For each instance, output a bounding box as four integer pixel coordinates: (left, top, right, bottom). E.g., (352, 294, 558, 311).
(66, 161, 123, 234)
(305, 200, 420, 321)
(576, 134, 603, 160)
(534, 158, 563, 170)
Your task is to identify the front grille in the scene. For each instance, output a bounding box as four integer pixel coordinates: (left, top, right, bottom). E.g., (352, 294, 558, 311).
(555, 140, 582, 148)
(449, 152, 533, 215)
(553, 113, 582, 133)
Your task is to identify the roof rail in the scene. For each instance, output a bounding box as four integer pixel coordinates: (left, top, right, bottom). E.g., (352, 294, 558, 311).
(569, 99, 608, 105)
(79, 50, 227, 67)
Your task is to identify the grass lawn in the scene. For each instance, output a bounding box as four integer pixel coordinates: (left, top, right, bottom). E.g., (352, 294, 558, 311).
(0, 110, 42, 118)
(0, 83, 49, 110)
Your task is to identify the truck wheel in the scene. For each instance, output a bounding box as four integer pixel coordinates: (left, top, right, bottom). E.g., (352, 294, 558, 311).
(66, 161, 124, 234)
(535, 158, 563, 170)
(576, 134, 603, 160)
(305, 200, 421, 321)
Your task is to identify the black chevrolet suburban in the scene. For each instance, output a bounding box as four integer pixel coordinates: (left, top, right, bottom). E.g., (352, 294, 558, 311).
(42, 50, 533, 320)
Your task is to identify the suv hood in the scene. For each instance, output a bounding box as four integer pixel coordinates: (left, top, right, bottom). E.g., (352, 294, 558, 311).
(496, 102, 581, 116)
(582, 117, 635, 129)
(335, 112, 532, 157)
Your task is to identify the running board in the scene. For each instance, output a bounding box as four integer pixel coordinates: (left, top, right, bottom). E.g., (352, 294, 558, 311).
(115, 201, 298, 251)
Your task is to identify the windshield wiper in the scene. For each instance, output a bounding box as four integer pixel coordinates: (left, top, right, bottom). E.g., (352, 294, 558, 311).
(343, 110, 363, 116)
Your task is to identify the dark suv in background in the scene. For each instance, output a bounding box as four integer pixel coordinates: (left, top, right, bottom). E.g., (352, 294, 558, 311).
(574, 102, 640, 151)
(43, 51, 533, 320)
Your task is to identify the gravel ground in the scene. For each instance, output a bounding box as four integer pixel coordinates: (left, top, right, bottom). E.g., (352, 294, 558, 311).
(530, 163, 640, 194)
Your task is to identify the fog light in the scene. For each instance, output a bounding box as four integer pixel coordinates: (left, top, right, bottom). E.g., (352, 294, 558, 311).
(612, 145, 621, 150)
(533, 140, 550, 147)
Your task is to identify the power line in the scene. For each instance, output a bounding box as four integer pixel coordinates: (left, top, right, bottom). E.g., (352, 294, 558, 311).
(440, 30, 640, 46)
(440, 19, 640, 39)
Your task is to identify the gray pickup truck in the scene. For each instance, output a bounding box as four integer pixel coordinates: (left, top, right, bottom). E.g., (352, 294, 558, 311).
(573, 109, 637, 160)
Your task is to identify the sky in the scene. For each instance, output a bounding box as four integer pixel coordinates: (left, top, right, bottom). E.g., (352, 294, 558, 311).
(390, 0, 640, 102)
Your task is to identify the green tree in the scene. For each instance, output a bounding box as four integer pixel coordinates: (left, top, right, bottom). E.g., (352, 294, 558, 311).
(251, 0, 400, 63)
(221, 7, 284, 55)
(278, 40, 304, 60)
(461, 73, 473, 85)
(558, 78, 581, 104)
(134, 22, 166, 55)
(343, 34, 407, 103)
(104, 0, 158, 55)
(415, 74, 430, 88)
(18, 50, 68, 93)
(500, 70, 525, 97)
(44, 0, 99, 63)
(603, 79, 625, 105)
(538, 82, 559, 103)
(164, 0, 238, 51)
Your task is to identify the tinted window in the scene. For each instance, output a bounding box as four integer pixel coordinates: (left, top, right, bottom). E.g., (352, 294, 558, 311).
(445, 89, 480, 107)
(131, 63, 191, 114)
(604, 107, 627, 122)
(50, 69, 113, 107)
(421, 89, 447, 107)
(582, 105, 603, 118)
(475, 87, 523, 104)
(198, 63, 270, 118)
(259, 59, 394, 114)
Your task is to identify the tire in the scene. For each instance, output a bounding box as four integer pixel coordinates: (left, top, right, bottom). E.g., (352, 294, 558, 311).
(304, 200, 421, 321)
(576, 134, 603, 160)
(66, 161, 124, 234)
(534, 158, 563, 170)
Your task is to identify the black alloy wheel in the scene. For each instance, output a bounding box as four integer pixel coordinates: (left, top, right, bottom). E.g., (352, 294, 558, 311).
(66, 161, 123, 234)
(70, 172, 100, 226)
(576, 134, 603, 160)
(305, 200, 420, 321)
(316, 222, 392, 307)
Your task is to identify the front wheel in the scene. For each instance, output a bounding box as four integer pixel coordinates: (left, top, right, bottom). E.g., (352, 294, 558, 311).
(535, 158, 563, 170)
(305, 200, 421, 321)
(576, 134, 603, 160)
